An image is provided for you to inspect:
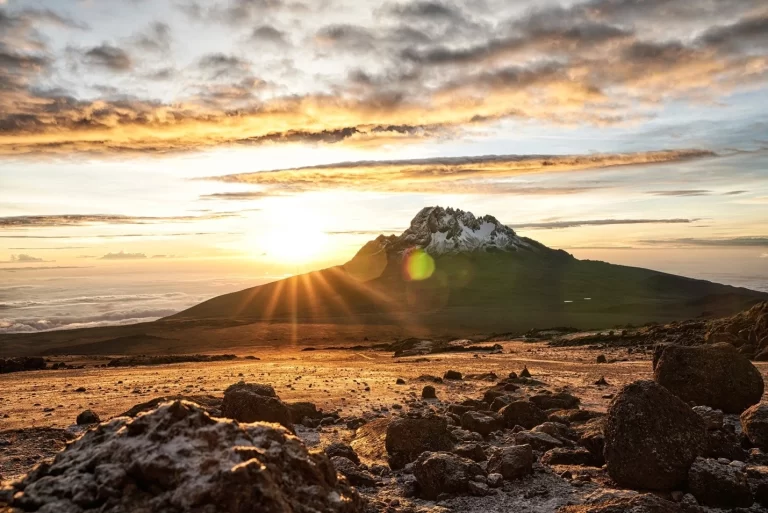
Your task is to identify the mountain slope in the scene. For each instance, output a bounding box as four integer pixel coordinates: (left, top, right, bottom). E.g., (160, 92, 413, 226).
(169, 206, 768, 331)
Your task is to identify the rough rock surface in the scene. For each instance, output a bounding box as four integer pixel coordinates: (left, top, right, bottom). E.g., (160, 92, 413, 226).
(220, 382, 293, 431)
(688, 457, 753, 508)
(385, 415, 454, 469)
(741, 402, 768, 450)
(486, 445, 533, 480)
(75, 410, 100, 425)
(460, 411, 503, 437)
(330, 456, 377, 488)
(500, 400, 547, 429)
(603, 380, 706, 490)
(653, 343, 764, 413)
(0, 400, 363, 513)
(412, 451, 485, 499)
(325, 442, 360, 464)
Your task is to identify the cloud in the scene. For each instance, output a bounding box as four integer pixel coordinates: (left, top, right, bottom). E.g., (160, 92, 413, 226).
(82, 43, 133, 72)
(209, 149, 714, 194)
(197, 53, 251, 78)
(0, 2, 766, 156)
(0, 266, 88, 272)
(5, 254, 45, 263)
(0, 231, 242, 239)
(100, 251, 147, 260)
(512, 218, 700, 230)
(250, 25, 289, 46)
(647, 190, 712, 196)
(0, 212, 239, 228)
(134, 22, 172, 54)
(641, 237, 768, 247)
(200, 191, 279, 200)
(388, 1, 462, 21)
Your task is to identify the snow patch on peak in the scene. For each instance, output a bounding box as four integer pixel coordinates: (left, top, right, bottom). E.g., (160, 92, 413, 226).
(383, 206, 542, 256)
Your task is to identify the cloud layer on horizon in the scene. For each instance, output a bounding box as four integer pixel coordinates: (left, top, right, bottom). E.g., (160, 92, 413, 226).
(208, 149, 714, 194)
(0, 0, 766, 156)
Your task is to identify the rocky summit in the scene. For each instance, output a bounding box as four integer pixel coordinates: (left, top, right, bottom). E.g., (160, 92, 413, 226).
(362, 206, 551, 257)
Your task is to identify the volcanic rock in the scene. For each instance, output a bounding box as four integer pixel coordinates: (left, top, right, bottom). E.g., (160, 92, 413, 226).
(460, 411, 503, 437)
(221, 382, 293, 431)
(330, 456, 377, 487)
(487, 445, 534, 480)
(688, 457, 753, 508)
(529, 392, 580, 411)
(443, 370, 462, 380)
(75, 410, 100, 425)
(603, 380, 706, 490)
(412, 451, 486, 499)
(0, 400, 363, 513)
(500, 400, 547, 429)
(654, 343, 764, 413)
(385, 415, 454, 469)
(325, 442, 360, 464)
(741, 402, 768, 450)
(421, 385, 437, 399)
(541, 448, 596, 467)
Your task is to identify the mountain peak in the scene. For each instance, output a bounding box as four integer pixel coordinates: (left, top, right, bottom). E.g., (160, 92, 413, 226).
(377, 206, 544, 256)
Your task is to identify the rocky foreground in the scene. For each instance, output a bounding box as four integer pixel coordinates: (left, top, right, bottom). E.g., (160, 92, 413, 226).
(2, 342, 768, 512)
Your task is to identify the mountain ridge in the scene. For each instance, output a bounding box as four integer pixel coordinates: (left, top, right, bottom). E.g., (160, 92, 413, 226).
(168, 206, 767, 329)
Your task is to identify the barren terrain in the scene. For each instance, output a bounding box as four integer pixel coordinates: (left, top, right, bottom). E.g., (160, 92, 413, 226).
(3, 340, 768, 482)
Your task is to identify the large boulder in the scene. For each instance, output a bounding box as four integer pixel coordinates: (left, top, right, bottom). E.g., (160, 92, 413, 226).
(603, 380, 706, 491)
(221, 382, 293, 431)
(460, 411, 503, 437)
(529, 392, 580, 411)
(385, 415, 454, 469)
(486, 445, 533, 480)
(688, 457, 753, 508)
(500, 400, 547, 429)
(653, 343, 764, 413)
(75, 410, 100, 425)
(0, 401, 363, 513)
(412, 451, 485, 499)
(741, 402, 768, 450)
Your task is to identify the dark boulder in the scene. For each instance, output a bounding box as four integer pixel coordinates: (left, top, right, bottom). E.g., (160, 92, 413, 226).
(385, 415, 454, 469)
(688, 457, 753, 508)
(529, 392, 580, 411)
(603, 380, 706, 491)
(460, 411, 503, 437)
(412, 451, 486, 499)
(331, 456, 377, 487)
(443, 370, 462, 380)
(541, 447, 596, 466)
(654, 343, 764, 413)
(741, 402, 768, 450)
(452, 443, 486, 462)
(325, 442, 360, 464)
(486, 445, 533, 480)
(221, 382, 292, 431)
(500, 400, 547, 429)
(75, 410, 100, 425)
(421, 385, 437, 399)
(286, 401, 324, 423)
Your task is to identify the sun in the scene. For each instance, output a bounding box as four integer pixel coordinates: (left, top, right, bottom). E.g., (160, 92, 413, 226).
(257, 206, 329, 263)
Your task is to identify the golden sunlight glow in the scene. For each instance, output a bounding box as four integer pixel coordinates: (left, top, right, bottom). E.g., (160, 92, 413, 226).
(254, 204, 329, 263)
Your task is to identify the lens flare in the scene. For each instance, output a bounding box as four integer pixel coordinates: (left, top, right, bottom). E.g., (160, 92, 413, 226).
(403, 248, 435, 281)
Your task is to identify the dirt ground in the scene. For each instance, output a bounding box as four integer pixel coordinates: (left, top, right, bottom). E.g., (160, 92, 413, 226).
(2, 340, 768, 485)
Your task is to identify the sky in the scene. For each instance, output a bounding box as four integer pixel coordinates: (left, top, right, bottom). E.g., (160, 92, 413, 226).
(1, 0, 767, 332)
